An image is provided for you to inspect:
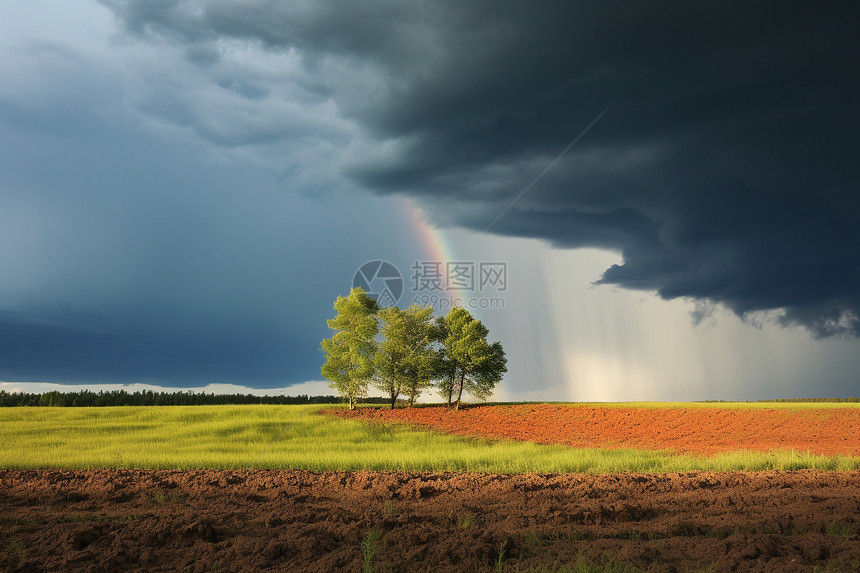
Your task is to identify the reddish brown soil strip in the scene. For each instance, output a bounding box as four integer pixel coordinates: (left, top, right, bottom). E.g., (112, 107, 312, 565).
(2, 469, 860, 572)
(330, 404, 860, 456)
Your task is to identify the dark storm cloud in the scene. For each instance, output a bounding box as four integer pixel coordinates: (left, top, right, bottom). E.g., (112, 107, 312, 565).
(102, 0, 860, 336)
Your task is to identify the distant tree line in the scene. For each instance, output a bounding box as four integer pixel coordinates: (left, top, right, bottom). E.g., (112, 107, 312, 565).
(0, 389, 388, 408)
(321, 288, 507, 410)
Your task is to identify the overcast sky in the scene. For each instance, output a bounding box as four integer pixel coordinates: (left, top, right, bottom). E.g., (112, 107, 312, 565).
(2, 1, 859, 400)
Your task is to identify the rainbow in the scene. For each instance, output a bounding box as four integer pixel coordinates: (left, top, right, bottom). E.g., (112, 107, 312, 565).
(400, 199, 477, 314)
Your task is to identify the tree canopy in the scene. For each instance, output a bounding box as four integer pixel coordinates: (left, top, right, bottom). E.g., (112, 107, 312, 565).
(320, 288, 380, 410)
(434, 307, 507, 410)
(374, 304, 436, 408)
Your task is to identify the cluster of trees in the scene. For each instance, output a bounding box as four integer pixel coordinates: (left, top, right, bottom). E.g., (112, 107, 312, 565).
(321, 288, 507, 410)
(0, 389, 365, 408)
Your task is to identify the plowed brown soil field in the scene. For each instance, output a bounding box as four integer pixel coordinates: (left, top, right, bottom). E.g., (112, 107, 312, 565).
(2, 469, 860, 572)
(331, 404, 860, 456)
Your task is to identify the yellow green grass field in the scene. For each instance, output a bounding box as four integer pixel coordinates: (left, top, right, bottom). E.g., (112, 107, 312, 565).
(2, 403, 860, 473)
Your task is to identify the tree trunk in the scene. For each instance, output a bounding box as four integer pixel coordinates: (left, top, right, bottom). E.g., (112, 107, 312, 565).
(446, 374, 454, 407)
(390, 392, 397, 409)
(454, 373, 466, 411)
(408, 394, 415, 407)
(348, 396, 355, 410)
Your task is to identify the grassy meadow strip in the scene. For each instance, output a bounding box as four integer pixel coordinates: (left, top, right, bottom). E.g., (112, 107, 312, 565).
(1, 404, 859, 473)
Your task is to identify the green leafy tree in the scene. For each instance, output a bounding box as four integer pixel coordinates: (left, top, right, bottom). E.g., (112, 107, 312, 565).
(430, 315, 458, 406)
(400, 307, 437, 407)
(466, 341, 507, 401)
(434, 307, 507, 409)
(321, 288, 379, 410)
(374, 304, 435, 408)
